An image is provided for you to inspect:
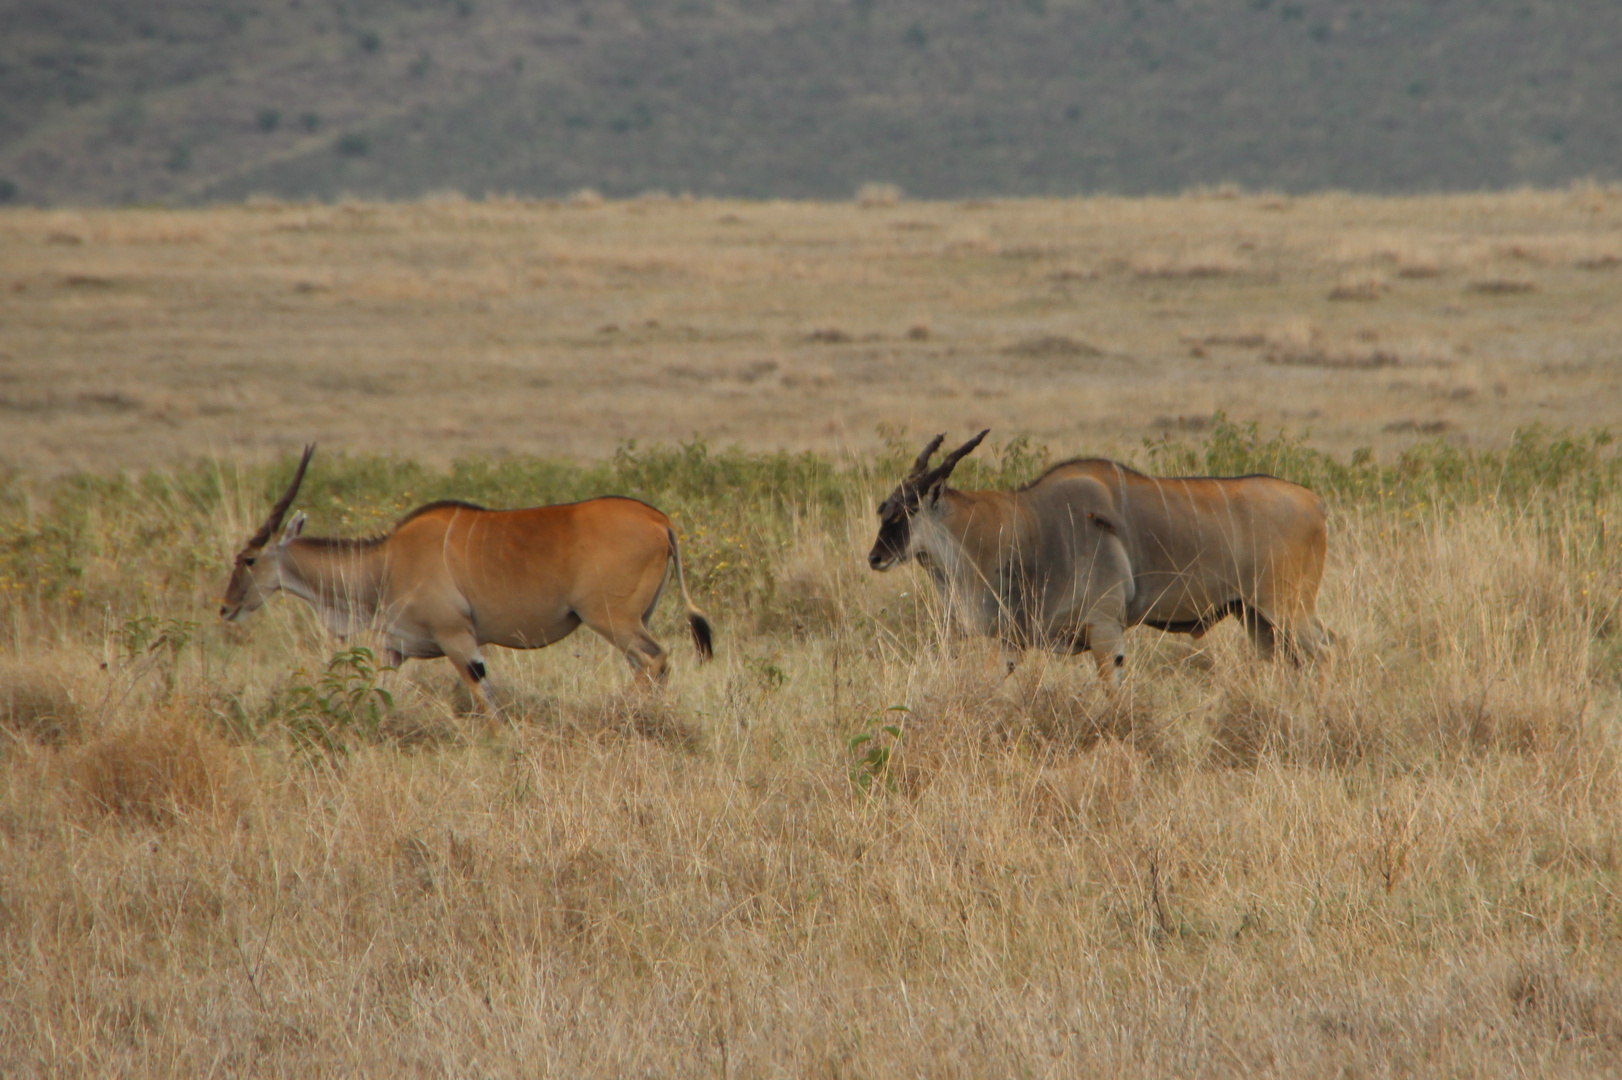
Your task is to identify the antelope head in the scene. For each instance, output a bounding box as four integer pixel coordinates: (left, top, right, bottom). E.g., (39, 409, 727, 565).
(220, 445, 314, 621)
(867, 429, 988, 571)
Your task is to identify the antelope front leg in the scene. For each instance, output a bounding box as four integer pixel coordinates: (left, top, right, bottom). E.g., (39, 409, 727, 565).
(991, 635, 1021, 679)
(1088, 621, 1127, 690)
(373, 642, 408, 717)
(436, 628, 497, 717)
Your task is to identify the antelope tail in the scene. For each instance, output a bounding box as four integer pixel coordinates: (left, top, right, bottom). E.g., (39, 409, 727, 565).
(667, 528, 715, 660)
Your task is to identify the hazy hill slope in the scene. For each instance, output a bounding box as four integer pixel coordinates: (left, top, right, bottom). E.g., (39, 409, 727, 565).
(2, 0, 1618, 205)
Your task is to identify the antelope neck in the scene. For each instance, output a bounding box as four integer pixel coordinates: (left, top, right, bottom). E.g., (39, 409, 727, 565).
(914, 490, 1010, 576)
(276, 540, 387, 624)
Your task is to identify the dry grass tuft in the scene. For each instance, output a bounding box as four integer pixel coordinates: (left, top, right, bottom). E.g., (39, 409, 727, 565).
(1327, 275, 1389, 301)
(904, 662, 1163, 777)
(1185, 328, 1269, 348)
(1129, 247, 1247, 278)
(1508, 957, 1622, 1048)
(67, 713, 246, 826)
(1208, 680, 1304, 767)
(1429, 676, 1587, 757)
(1382, 418, 1449, 434)
(1267, 344, 1400, 369)
(375, 691, 465, 749)
(1396, 258, 1445, 278)
(763, 549, 847, 636)
(994, 675, 1159, 754)
(1028, 739, 1148, 828)
(1001, 333, 1103, 359)
(562, 691, 706, 754)
(1468, 277, 1539, 294)
(0, 665, 81, 746)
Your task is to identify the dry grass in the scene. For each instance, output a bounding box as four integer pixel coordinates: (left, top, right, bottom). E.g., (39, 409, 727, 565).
(68, 711, 247, 827)
(2, 191, 1622, 1074)
(1128, 246, 1249, 279)
(0, 458, 1619, 1076)
(0, 662, 82, 746)
(1327, 274, 1390, 301)
(2, 189, 1622, 475)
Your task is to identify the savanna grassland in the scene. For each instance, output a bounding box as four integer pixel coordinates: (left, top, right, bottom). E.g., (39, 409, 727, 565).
(3, 187, 1622, 474)
(2, 192, 1622, 1076)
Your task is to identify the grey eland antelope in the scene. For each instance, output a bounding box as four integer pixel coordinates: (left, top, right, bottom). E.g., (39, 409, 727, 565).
(867, 431, 1330, 683)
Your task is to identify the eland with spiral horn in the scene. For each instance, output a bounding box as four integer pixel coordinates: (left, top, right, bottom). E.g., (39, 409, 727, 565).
(221, 445, 713, 700)
(868, 430, 1329, 682)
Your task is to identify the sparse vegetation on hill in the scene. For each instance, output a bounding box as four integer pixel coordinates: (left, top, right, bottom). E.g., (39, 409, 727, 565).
(2, 0, 1620, 204)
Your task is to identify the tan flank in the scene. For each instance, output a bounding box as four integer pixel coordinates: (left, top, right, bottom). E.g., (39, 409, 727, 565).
(869, 432, 1329, 682)
(221, 447, 713, 698)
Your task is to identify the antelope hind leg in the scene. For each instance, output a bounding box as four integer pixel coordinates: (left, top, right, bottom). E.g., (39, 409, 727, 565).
(576, 608, 670, 686)
(621, 632, 670, 686)
(1237, 603, 1281, 660)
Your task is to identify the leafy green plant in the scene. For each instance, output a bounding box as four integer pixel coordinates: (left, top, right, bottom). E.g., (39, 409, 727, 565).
(748, 654, 787, 691)
(990, 432, 1051, 489)
(278, 646, 394, 764)
(848, 705, 908, 793)
(112, 613, 197, 701)
(116, 613, 196, 665)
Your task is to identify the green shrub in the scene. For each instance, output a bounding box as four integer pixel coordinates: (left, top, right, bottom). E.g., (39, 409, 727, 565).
(273, 646, 394, 765)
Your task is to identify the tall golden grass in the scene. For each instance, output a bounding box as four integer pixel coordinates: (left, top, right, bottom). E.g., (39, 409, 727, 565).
(1, 427, 1619, 1075)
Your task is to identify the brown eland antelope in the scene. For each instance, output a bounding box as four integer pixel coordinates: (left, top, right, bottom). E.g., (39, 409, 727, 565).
(221, 446, 713, 700)
(868, 431, 1329, 682)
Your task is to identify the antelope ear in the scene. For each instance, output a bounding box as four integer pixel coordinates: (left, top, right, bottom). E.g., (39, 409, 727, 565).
(280, 511, 306, 545)
(927, 480, 945, 506)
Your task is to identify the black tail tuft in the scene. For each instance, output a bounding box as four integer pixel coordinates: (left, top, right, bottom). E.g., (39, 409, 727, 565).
(689, 613, 714, 661)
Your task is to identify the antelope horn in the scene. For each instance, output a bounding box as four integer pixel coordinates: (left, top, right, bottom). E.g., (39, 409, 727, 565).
(908, 433, 946, 479)
(247, 444, 315, 548)
(921, 429, 990, 488)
